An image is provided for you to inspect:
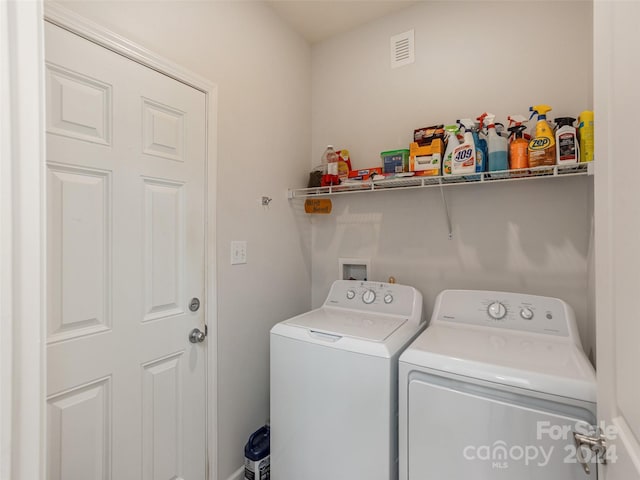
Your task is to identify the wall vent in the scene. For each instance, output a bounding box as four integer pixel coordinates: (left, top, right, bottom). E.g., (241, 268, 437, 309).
(390, 29, 414, 69)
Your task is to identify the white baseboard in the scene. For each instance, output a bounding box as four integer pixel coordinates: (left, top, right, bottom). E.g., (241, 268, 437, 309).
(226, 465, 244, 480)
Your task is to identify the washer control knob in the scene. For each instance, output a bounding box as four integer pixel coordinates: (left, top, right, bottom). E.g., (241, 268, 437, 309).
(384, 294, 393, 304)
(520, 308, 534, 320)
(362, 289, 376, 304)
(487, 302, 507, 320)
(346, 290, 356, 300)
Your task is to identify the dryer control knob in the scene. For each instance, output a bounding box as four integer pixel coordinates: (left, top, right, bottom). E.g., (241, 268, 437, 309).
(487, 302, 507, 320)
(362, 289, 376, 304)
(520, 307, 534, 320)
(384, 294, 393, 304)
(346, 290, 356, 300)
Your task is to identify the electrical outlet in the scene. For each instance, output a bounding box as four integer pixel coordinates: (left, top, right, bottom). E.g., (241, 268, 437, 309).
(231, 241, 247, 265)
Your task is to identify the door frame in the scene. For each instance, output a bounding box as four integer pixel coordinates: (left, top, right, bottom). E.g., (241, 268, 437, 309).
(1, 1, 46, 479)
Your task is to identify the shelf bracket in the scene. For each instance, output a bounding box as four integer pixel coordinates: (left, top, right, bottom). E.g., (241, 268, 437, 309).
(439, 183, 453, 240)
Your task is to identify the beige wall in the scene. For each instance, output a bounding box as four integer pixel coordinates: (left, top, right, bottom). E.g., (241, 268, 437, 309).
(54, 2, 312, 478)
(312, 1, 593, 165)
(309, 177, 593, 350)
(310, 1, 595, 355)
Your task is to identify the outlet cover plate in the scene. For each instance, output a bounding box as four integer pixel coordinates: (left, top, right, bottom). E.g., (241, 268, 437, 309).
(231, 240, 247, 265)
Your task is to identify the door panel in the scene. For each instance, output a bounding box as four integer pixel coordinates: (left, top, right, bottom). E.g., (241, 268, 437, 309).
(45, 21, 206, 480)
(142, 177, 185, 321)
(46, 63, 112, 145)
(47, 164, 111, 343)
(142, 98, 185, 161)
(142, 353, 184, 480)
(47, 377, 111, 480)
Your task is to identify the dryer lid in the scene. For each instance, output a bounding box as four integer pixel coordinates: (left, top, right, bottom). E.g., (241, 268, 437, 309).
(399, 323, 596, 402)
(285, 307, 407, 342)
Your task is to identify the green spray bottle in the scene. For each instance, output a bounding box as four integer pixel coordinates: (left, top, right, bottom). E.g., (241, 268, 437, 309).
(442, 124, 460, 176)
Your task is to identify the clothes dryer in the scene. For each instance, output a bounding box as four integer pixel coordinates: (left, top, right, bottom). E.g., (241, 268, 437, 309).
(399, 290, 597, 480)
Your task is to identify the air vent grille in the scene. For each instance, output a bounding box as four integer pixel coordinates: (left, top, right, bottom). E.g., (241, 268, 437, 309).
(390, 29, 414, 69)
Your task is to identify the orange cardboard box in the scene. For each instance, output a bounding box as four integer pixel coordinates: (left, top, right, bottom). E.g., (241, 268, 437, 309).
(347, 167, 382, 181)
(409, 138, 444, 176)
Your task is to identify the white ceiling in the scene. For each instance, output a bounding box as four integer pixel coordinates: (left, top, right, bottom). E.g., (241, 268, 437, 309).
(266, 0, 418, 44)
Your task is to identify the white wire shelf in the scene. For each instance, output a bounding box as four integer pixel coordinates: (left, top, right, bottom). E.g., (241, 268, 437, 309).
(288, 163, 593, 199)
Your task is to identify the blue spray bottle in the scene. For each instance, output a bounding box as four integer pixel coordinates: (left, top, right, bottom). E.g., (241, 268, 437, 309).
(482, 112, 509, 171)
(474, 114, 490, 172)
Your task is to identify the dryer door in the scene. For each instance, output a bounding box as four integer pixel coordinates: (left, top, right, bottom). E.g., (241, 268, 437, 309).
(407, 371, 597, 479)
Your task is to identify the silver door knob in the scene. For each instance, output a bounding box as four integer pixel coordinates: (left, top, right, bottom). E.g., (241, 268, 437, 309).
(189, 328, 206, 344)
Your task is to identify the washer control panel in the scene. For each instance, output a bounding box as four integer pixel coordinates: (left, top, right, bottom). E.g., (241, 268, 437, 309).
(324, 280, 421, 320)
(434, 290, 572, 337)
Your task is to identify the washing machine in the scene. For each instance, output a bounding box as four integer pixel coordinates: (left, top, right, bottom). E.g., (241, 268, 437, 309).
(399, 290, 597, 480)
(271, 280, 425, 480)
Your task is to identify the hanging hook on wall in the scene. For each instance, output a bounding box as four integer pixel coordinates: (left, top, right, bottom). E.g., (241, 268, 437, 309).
(261, 196, 273, 206)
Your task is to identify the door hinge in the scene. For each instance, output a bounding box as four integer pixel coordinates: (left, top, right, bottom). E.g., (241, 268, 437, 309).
(574, 431, 608, 475)
(204, 324, 208, 337)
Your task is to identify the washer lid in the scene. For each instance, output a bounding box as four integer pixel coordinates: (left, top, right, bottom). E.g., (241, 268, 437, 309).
(400, 324, 596, 402)
(285, 307, 407, 342)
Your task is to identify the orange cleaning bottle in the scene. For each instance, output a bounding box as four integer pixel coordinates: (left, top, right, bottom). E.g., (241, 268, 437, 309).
(508, 124, 529, 170)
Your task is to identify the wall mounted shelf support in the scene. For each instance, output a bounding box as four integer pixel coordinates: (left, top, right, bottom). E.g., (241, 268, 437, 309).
(439, 184, 453, 240)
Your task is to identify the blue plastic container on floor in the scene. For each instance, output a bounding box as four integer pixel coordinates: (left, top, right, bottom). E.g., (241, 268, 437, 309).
(244, 425, 270, 480)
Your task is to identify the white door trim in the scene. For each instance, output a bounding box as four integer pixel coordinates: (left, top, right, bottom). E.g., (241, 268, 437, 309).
(42, 3, 219, 480)
(594, 1, 640, 477)
(1, 1, 47, 479)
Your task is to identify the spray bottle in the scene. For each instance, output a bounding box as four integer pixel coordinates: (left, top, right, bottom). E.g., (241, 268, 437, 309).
(508, 125, 529, 170)
(554, 117, 579, 164)
(528, 105, 556, 167)
(481, 113, 509, 172)
(442, 124, 460, 176)
(507, 115, 530, 142)
(474, 115, 489, 172)
(578, 111, 594, 162)
(452, 119, 476, 175)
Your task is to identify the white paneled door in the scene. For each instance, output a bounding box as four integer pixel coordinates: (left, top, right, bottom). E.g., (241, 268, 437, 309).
(45, 22, 207, 480)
